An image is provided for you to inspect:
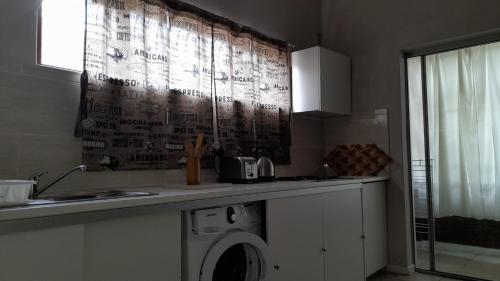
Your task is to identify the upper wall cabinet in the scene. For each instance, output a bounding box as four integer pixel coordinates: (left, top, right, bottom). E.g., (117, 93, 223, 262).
(292, 46, 351, 115)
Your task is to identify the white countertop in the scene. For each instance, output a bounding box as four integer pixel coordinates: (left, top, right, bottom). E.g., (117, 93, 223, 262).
(0, 176, 388, 222)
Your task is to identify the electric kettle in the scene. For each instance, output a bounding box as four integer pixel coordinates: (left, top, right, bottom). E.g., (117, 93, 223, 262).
(257, 156, 275, 181)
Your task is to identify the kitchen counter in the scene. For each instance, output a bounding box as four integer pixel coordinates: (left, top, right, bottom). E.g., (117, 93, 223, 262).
(0, 176, 388, 222)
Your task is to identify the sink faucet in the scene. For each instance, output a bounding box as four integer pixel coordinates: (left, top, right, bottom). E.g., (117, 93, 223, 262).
(29, 165, 86, 199)
(319, 159, 330, 180)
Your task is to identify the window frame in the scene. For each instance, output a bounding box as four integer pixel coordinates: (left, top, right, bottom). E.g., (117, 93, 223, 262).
(401, 29, 500, 281)
(36, 7, 42, 67)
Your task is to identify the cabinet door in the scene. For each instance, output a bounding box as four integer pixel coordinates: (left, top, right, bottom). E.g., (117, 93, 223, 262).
(267, 194, 324, 281)
(0, 224, 84, 281)
(362, 182, 387, 277)
(83, 211, 181, 281)
(292, 47, 321, 113)
(324, 189, 365, 281)
(320, 48, 351, 114)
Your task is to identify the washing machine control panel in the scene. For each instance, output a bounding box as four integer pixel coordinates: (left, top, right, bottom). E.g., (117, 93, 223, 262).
(191, 203, 261, 236)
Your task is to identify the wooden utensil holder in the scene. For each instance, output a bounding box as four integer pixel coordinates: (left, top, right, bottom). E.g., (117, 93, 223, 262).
(186, 156, 200, 185)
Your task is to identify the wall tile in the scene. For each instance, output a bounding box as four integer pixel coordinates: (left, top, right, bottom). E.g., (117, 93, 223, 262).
(323, 109, 390, 176)
(0, 138, 19, 179)
(0, 66, 388, 188)
(276, 115, 324, 177)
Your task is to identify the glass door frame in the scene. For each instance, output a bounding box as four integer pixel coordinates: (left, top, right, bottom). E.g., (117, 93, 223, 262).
(402, 30, 500, 281)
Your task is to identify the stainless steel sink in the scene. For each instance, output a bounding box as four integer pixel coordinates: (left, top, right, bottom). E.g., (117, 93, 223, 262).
(28, 190, 158, 205)
(45, 193, 100, 201)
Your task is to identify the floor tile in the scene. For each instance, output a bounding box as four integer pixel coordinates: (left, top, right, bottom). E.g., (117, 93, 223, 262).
(415, 241, 500, 280)
(368, 271, 457, 281)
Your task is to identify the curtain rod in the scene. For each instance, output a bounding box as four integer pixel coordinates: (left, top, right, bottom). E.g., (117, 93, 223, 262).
(161, 0, 290, 49)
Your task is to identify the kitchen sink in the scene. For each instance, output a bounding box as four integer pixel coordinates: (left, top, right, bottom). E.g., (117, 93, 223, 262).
(28, 190, 158, 205)
(44, 193, 100, 201)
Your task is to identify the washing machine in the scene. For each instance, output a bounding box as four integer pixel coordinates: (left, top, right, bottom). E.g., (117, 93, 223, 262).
(182, 202, 271, 281)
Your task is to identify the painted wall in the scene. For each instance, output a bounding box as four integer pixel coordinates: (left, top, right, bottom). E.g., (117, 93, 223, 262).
(0, 0, 322, 192)
(321, 0, 500, 272)
(183, 0, 321, 50)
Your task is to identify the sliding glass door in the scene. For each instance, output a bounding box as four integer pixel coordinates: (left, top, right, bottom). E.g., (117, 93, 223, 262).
(408, 40, 500, 281)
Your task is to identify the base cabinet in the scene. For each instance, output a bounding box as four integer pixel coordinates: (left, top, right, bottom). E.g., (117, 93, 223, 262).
(0, 211, 181, 281)
(83, 211, 181, 281)
(0, 224, 84, 281)
(266, 194, 325, 281)
(324, 190, 365, 281)
(267, 188, 365, 281)
(362, 182, 388, 277)
(0, 182, 386, 281)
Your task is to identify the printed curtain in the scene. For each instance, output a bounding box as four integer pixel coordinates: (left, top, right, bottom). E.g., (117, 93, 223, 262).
(77, 0, 291, 170)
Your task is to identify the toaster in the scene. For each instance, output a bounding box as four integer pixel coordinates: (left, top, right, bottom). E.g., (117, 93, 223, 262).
(218, 157, 258, 183)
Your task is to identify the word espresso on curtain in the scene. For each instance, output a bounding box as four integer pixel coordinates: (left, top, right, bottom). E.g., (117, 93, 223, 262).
(77, 0, 291, 171)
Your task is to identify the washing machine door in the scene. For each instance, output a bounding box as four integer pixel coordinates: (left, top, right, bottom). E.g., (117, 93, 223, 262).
(200, 231, 270, 281)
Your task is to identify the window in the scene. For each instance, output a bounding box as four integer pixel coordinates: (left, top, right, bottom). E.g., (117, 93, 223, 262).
(38, 0, 85, 72)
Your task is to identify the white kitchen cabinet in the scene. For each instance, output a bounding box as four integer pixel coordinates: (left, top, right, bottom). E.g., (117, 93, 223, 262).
(362, 181, 388, 277)
(267, 188, 364, 281)
(83, 211, 181, 281)
(0, 224, 85, 281)
(324, 189, 365, 281)
(266, 194, 324, 281)
(292, 46, 351, 115)
(0, 210, 181, 281)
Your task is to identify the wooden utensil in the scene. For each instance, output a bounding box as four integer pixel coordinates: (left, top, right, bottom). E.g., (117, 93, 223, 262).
(186, 134, 206, 186)
(197, 143, 207, 157)
(185, 139, 194, 157)
(186, 156, 200, 185)
(194, 133, 204, 157)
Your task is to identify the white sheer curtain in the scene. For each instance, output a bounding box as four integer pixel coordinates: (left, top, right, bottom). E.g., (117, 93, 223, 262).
(427, 41, 500, 220)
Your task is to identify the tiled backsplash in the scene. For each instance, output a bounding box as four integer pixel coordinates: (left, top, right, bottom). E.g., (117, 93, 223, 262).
(0, 67, 388, 192)
(0, 68, 213, 192)
(277, 109, 390, 177)
(0, 68, 324, 192)
(276, 115, 325, 177)
(323, 108, 390, 175)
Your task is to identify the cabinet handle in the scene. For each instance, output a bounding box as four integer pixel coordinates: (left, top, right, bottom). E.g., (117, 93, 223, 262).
(274, 265, 280, 270)
(321, 247, 327, 252)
